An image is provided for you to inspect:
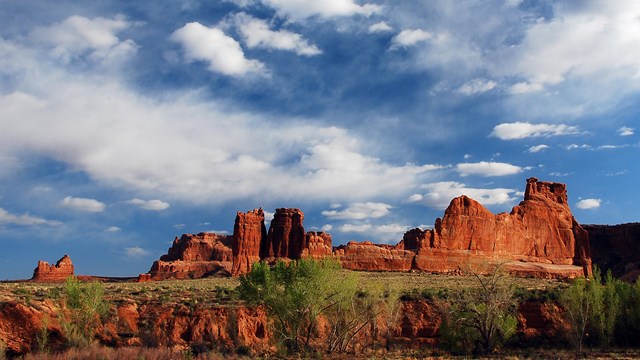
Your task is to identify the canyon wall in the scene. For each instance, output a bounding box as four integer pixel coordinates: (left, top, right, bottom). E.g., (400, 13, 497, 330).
(584, 223, 640, 281)
(150, 178, 592, 279)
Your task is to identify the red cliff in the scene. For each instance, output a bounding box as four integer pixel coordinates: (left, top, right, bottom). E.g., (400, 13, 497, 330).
(150, 233, 233, 280)
(232, 208, 267, 275)
(584, 222, 640, 281)
(31, 255, 74, 282)
(261, 208, 306, 259)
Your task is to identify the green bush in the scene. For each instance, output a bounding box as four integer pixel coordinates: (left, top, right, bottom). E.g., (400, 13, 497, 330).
(59, 276, 110, 348)
(238, 259, 361, 354)
(437, 264, 518, 355)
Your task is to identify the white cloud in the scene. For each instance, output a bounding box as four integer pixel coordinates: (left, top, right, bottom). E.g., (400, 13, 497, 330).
(125, 246, 149, 257)
(264, 211, 275, 223)
(375, 223, 409, 234)
(126, 198, 170, 211)
(566, 144, 591, 150)
(618, 126, 634, 136)
(0, 35, 444, 207)
(170, 22, 264, 76)
(463, 154, 472, 160)
(0, 208, 61, 226)
(509, 82, 544, 94)
(458, 79, 497, 95)
(174, 223, 186, 229)
(409, 182, 518, 208)
(321, 202, 392, 220)
(257, 0, 381, 20)
(456, 161, 523, 177)
(233, 13, 321, 56)
(338, 223, 372, 233)
(105, 226, 121, 232)
(528, 144, 549, 153)
(61, 196, 106, 212)
(576, 198, 601, 210)
(321, 224, 333, 232)
(368, 21, 393, 33)
(491, 122, 581, 140)
(391, 29, 432, 49)
(29, 15, 137, 65)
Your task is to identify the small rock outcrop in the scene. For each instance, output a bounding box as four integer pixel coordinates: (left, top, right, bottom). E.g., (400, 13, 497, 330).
(301, 232, 333, 259)
(31, 255, 74, 282)
(150, 233, 233, 280)
(232, 208, 267, 275)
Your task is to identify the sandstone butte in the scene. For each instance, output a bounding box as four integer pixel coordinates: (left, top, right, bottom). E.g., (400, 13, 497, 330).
(30, 255, 74, 282)
(149, 178, 592, 279)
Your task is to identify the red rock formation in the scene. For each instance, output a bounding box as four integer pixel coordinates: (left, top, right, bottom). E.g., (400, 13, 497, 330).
(335, 241, 414, 272)
(232, 208, 267, 275)
(409, 178, 591, 277)
(584, 222, 640, 281)
(136, 274, 151, 283)
(300, 231, 333, 258)
(149, 233, 233, 280)
(31, 255, 74, 282)
(261, 208, 306, 259)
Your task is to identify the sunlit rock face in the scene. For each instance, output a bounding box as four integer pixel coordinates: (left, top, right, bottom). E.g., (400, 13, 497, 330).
(31, 255, 74, 282)
(148, 178, 592, 279)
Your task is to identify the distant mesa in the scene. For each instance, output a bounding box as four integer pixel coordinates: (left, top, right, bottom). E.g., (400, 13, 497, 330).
(31, 255, 74, 282)
(149, 177, 593, 280)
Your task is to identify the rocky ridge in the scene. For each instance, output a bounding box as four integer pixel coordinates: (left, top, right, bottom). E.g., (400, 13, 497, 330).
(150, 178, 592, 279)
(31, 255, 74, 282)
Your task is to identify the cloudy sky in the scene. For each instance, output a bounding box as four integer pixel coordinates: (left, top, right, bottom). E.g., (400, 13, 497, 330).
(1, 0, 639, 279)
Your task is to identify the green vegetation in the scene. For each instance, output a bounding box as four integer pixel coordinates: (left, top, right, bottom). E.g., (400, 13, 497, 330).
(559, 266, 640, 350)
(59, 276, 110, 348)
(437, 264, 518, 355)
(238, 259, 360, 353)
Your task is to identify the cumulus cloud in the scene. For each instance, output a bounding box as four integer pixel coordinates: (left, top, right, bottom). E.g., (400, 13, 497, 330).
(170, 22, 264, 76)
(456, 161, 523, 177)
(256, 0, 381, 20)
(566, 144, 591, 150)
(576, 198, 601, 210)
(125, 246, 149, 257)
(368, 21, 393, 33)
(29, 15, 137, 64)
(321, 202, 391, 220)
(126, 199, 170, 211)
(457, 79, 497, 95)
(321, 224, 333, 232)
(528, 144, 549, 153)
(105, 226, 121, 232)
(491, 122, 581, 140)
(233, 13, 321, 56)
(0, 208, 61, 226)
(618, 126, 634, 136)
(390, 29, 432, 49)
(338, 223, 372, 233)
(408, 182, 518, 208)
(60, 196, 106, 212)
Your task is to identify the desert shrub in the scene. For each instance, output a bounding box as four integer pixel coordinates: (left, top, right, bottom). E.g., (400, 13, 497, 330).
(35, 315, 50, 354)
(611, 276, 640, 347)
(238, 258, 361, 354)
(437, 264, 518, 355)
(559, 266, 625, 350)
(59, 276, 110, 348)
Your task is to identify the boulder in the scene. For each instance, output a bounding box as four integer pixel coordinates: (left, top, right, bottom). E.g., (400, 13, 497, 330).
(232, 208, 267, 275)
(31, 255, 74, 282)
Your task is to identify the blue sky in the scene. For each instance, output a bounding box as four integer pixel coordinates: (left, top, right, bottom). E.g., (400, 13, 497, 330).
(1, 0, 639, 279)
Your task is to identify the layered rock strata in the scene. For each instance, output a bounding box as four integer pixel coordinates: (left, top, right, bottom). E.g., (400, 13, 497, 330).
(150, 233, 233, 279)
(149, 178, 592, 279)
(31, 255, 74, 282)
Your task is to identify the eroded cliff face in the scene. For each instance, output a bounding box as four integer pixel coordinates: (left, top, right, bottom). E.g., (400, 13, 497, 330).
(584, 223, 640, 281)
(148, 178, 591, 279)
(31, 255, 74, 282)
(0, 297, 566, 356)
(150, 233, 233, 280)
(232, 208, 267, 276)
